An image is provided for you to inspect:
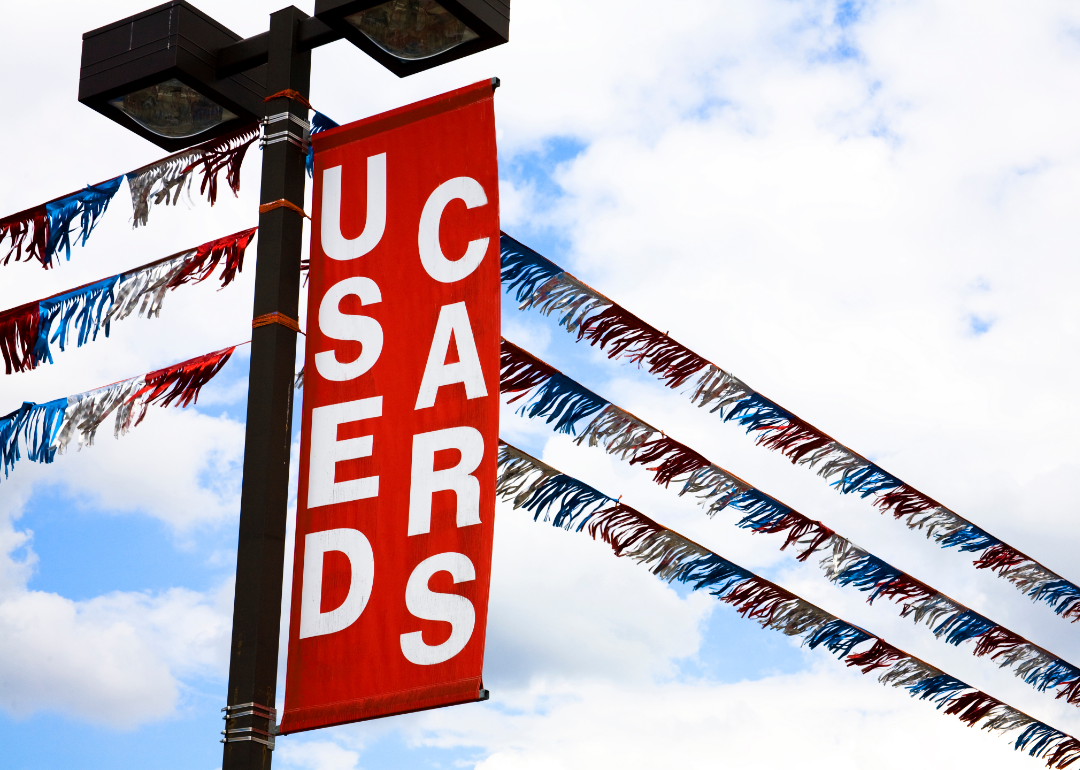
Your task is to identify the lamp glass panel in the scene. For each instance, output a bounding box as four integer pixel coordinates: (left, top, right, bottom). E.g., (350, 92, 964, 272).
(345, 0, 479, 61)
(108, 78, 238, 139)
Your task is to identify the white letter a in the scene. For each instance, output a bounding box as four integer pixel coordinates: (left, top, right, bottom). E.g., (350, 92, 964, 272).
(415, 302, 487, 410)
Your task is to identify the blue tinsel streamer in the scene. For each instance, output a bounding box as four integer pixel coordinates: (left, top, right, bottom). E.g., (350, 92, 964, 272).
(1031, 580, 1080, 619)
(20, 399, 67, 465)
(44, 176, 124, 265)
(804, 619, 873, 657)
(500, 233, 565, 302)
(831, 462, 905, 497)
(932, 609, 996, 646)
(518, 371, 609, 434)
(833, 553, 910, 604)
(728, 489, 794, 530)
(306, 112, 341, 177)
(679, 552, 754, 593)
(1024, 658, 1080, 692)
(906, 674, 970, 707)
(33, 277, 119, 365)
(0, 406, 23, 477)
(515, 473, 615, 530)
(509, 462, 755, 595)
(0, 399, 67, 478)
(1015, 722, 1067, 759)
(938, 523, 1002, 553)
(723, 392, 796, 433)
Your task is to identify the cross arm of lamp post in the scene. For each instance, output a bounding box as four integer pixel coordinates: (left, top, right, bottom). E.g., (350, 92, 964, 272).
(216, 17, 344, 78)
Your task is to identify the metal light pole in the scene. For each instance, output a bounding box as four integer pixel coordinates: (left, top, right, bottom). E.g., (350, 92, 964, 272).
(77, 3, 510, 768)
(222, 9, 310, 769)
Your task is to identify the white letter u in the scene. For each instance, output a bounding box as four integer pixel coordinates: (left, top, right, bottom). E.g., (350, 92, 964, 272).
(322, 154, 386, 260)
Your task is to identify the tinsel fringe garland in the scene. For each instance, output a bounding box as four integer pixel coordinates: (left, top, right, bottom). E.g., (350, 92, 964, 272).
(45, 177, 126, 264)
(499, 337, 1080, 706)
(306, 112, 340, 177)
(500, 232, 1080, 623)
(127, 124, 259, 228)
(495, 441, 1080, 769)
(0, 125, 258, 269)
(0, 228, 256, 374)
(0, 346, 236, 479)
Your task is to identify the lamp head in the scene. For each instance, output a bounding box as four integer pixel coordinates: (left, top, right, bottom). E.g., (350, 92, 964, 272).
(314, 0, 509, 76)
(78, 1, 265, 151)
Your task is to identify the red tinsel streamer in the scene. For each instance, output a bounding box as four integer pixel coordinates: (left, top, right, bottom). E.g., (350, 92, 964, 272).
(1045, 739, 1080, 769)
(944, 691, 1003, 727)
(128, 346, 235, 421)
(752, 512, 834, 561)
(873, 575, 936, 605)
(628, 436, 710, 486)
(165, 227, 258, 290)
(0, 302, 40, 374)
(973, 626, 1027, 659)
(577, 305, 710, 388)
(973, 543, 1029, 574)
(968, 625, 1080, 706)
(586, 503, 664, 557)
(846, 638, 906, 673)
(1056, 678, 1080, 707)
(874, 484, 941, 520)
(0, 206, 49, 267)
(182, 124, 260, 205)
(499, 339, 558, 402)
(754, 419, 834, 463)
(718, 579, 797, 624)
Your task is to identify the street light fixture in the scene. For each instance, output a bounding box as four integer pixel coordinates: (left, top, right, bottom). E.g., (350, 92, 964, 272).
(78, 2, 266, 151)
(76, 2, 510, 770)
(314, 0, 509, 76)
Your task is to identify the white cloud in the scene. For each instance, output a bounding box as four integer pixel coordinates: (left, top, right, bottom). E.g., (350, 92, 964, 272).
(410, 670, 1042, 770)
(0, 577, 232, 728)
(483, 497, 713, 687)
(0, 406, 246, 532)
(277, 740, 363, 770)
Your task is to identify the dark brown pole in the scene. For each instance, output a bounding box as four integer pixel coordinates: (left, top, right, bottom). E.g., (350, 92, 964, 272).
(222, 6, 310, 770)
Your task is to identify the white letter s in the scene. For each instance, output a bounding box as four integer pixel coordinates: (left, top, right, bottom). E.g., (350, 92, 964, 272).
(315, 276, 383, 382)
(400, 552, 476, 665)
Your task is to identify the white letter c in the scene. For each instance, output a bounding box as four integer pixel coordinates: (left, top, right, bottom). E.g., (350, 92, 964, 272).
(417, 177, 489, 283)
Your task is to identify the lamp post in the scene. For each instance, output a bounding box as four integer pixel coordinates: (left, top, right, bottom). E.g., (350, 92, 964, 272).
(77, 3, 510, 769)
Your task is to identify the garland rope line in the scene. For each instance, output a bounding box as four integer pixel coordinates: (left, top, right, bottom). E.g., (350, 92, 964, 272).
(0, 123, 259, 270)
(0, 343, 243, 481)
(499, 232, 1080, 623)
(0, 228, 257, 375)
(499, 337, 1080, 707)
(496, 441, 1080, 768)
(264, 89, 314, 111)
(126, 123, 259, 228)
(258, 199, 310, 219)
(252, 312, 303, 334)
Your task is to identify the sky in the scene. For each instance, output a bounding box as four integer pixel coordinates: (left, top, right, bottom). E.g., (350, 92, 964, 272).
(3, 0, 1080, 768)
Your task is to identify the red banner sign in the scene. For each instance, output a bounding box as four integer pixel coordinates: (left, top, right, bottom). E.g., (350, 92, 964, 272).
(280, 81, 500, 735)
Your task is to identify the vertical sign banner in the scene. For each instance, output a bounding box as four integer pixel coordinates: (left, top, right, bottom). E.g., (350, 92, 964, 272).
(280, 80, 500, 734)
